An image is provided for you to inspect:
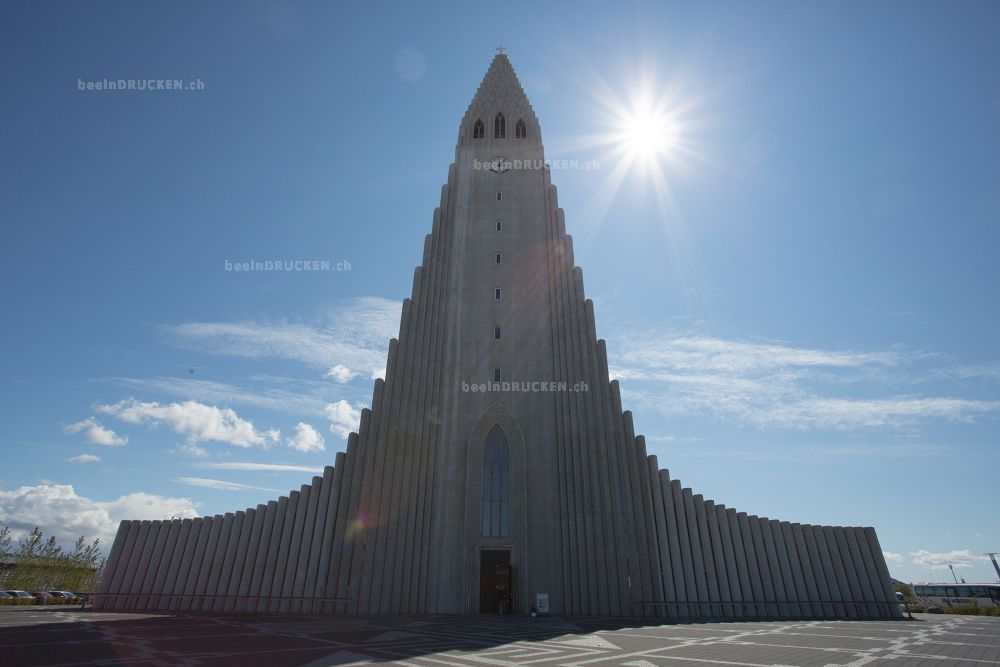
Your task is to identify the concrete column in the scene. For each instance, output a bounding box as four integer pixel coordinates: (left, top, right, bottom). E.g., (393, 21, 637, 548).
(146, 519, 181, 609)
(844, 526, 880, 617)
(547, 196, 578, 615)
(863, 527, 901, 618)
(256, 496, 288, 613)
(192, 514, 226, 612)
(768, 520, 799, 617)
(701, 499, 727, 617)
(303, 466, 335, 613)
(821, 526, 857, 618)
(799, 524, 833, 617)
(212, 511, 243, 612)
(280, 484, 312, 613)
(356, 332, 402, 614)
(726, 509, 754, 617)
(159, 519, 193, 610)
(136, 520, 170, 610)
(119, 521, 152, 609)
(175, 517, 206, 611)
(736, 513, 765, 618)
(328, 431, 362, 612)
(315, 457, 345, 613)
(777, 521, 806, 617)
(223, 508, 255, 612)
(683, 489, 710, 617)
(747, 516, 778, 618)
(812, 525, 848, 618)
(245, 500, 277, 613)
(647, 458, 675, 617)
(671, 481, 697, 618)
(94, 520, 131, 610)
(790, 523, 823, 618)
(270, 490, 301, 613)
(833, 527, 867, 617)
(127, 520, 160, 609)
(369, 301, 413, 614)
(715, 505, 742, 618)
(759, 518, 789, 617)
(659, 471, 686, 618)
(291, 478, 323, 613)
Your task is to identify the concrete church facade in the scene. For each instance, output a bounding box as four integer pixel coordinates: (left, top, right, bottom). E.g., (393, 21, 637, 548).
(95, 54, 899, 620)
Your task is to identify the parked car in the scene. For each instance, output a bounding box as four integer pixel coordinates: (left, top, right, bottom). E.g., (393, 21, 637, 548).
(32, 591, 56, 604)
(47, 591, 80, 603)
(3, 590, 36, 605)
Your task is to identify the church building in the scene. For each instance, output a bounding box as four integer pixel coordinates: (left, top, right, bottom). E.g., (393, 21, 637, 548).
(95, 54, 899, 620)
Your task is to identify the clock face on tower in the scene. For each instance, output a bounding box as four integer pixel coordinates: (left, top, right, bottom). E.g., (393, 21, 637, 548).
(488, 156, 512, 173)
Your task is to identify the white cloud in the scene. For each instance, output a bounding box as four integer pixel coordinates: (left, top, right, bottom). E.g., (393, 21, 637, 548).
(325, 400, 361, 439)
(97, 398, 280, 449)
(174, 477, 276, 492)
(371, 367, 386, 381)
(0, 483, 198, 546)
(910, 549, 989, 570)
(286, 422, 326, 453)
(161, 297, 400, 374)
(66, 454, 101, 464)
(106, 376, 337, 418)
(173, 442, 208, 458)
(63, 417, 127, 447)
(612, 331, 1000, 431)
(326, 364, 357, 383)
(883, 551, 904, 564)
(196, 461, 325, 474)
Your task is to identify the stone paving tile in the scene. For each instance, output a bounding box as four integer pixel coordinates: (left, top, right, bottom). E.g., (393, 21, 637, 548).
(2, 609, 1000, 666)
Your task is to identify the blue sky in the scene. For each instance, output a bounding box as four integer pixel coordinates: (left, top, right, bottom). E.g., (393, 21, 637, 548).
(1, 1, 998, 585)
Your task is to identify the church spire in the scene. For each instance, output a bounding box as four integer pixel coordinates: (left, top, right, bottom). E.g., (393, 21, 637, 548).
(459, 53, 541, 146)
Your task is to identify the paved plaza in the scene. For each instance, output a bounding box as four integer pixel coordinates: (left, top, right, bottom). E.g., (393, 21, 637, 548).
(1, 608, 999, 666)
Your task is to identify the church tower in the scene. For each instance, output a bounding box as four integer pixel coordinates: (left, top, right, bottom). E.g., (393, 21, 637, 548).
(95, 54, 900, 620)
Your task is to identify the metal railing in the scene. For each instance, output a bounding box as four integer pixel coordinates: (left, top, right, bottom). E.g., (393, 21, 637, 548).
(634, 599, 904, 618)
(77, 592, 352, 612)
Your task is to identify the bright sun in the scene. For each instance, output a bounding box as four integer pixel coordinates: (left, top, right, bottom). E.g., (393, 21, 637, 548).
(621, 107, 681, 164)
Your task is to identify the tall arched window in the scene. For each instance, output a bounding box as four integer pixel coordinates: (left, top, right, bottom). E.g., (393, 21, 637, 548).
(482, 424, 510, 538)
(494, 113, 506, 139)
(515, 118, 526, 139)
(473, 119, 484, 139)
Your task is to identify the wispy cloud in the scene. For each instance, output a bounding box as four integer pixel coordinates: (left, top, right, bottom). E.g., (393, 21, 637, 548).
(195, 461, 325, 474)
(105, 375, 345, 418)
(611, 330, 1000, 431)
(174, 477, 276, 492)
(97, 398, 281, 450)
(883, 551, 904, 564)
(910, 549, 990, 570)
(66, 454, 101, 464)
(161, 297, 400, 381)
(63, 417, 127, 447)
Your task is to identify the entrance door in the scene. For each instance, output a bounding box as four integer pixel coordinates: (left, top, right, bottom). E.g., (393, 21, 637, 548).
(479, 549, 512, 614)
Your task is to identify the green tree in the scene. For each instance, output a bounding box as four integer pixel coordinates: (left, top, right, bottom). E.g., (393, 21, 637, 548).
(894, 583, 915, 601)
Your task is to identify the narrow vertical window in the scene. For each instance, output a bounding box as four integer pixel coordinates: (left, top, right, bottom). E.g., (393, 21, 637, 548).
(494, 325, 501, 340)
(496, 221, 502, 232)
(494, 112, 506, 139)
(482, 425, 510, 538)
(496, 192, 502, 201)
(473, 119, 485, 139)
(515, 118, 526, 139)
(494, 367, 502, 383)
(495, 287, 501, 300)
(495, 253, 502, 265)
